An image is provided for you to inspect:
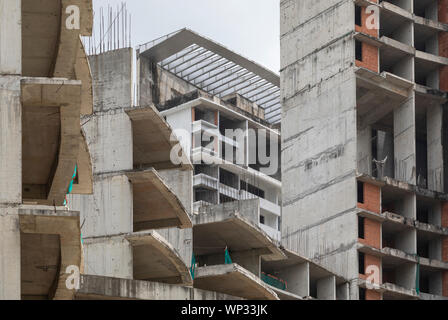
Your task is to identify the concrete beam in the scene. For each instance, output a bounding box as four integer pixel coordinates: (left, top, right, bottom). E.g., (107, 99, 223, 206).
(76, 274, 240, 300)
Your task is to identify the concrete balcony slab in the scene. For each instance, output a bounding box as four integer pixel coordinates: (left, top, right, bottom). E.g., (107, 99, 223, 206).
(21, 77, 83, 206)
(18, 209, 81, 300)
(126, 105, 192, 171)
(194, 264, 279, 300)
(126, 231, 193, 286)
(193, 201, 285, 261)
(125, 168, 192, 230)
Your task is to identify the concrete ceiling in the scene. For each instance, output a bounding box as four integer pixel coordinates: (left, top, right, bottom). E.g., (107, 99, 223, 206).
(20, 233, 61, 300)
(22, 0, 61, 77)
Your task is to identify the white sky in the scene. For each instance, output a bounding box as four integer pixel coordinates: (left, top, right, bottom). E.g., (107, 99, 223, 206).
(92, 0, 280, 73)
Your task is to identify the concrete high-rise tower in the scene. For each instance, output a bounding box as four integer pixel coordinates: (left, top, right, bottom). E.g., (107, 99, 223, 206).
(281, 0, 448, 300)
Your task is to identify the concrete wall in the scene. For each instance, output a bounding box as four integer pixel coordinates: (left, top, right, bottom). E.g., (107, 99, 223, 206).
(317, 275, 336, 300)
(427, 104, 444, 192)
(394, 99, 417, 185)
(89, 49, 134, 112)
(0, 1, 22, 298)
(0, 209, 21, 300)
(281, 1, 359, 289)
(0, 77, 21, 203)
(68, 48, 196, 284)
(276, 262, 310, 297)
(0, 0, 21, 75)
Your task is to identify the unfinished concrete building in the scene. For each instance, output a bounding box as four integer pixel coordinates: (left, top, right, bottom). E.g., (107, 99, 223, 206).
(0, 1, 348, 300)
(0, 0, 94, 299)
(281, 0, 448, 299)
(133, 28, 349, 300)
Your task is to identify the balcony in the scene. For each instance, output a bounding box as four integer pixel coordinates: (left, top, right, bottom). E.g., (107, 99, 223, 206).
(260, 223, 281, 243)
(193, 174, 219, 190)
(192, 119, 219, 136)
(19, 207, 82, 300)
(193, 264, 279, 300)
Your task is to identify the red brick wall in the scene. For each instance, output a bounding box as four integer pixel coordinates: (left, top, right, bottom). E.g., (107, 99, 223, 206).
(355, 3, 378, 38)
(357, 182, 381, 214)
(359, 218, 381, 249)
(439, 0, 448, 91)
(355, 3, 379, 73)
(359, 253, 382, 299)
(366, 290, 381, 300)
(359, 254, 381, 280)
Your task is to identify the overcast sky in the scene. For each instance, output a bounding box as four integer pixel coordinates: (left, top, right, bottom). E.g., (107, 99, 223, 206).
(92, 0, 280, 73)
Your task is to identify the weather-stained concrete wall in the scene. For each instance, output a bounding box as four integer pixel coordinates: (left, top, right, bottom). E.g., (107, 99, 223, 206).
(67, 48, 194, 281)
(0, 0, 21, 300)
(280, 0, 359, 298)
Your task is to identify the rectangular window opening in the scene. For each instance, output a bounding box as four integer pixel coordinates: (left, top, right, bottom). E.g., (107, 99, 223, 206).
(357, 181, 364, 204)
(359, 252, 366, 275)
(358, 216, 365, 239)
(355, 6, 362, 27)
(355, 40, 363, 61)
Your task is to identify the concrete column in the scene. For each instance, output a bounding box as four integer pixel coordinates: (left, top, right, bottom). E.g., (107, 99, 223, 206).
(357, 125, 372, 175)
(396, 263, 417, 290)
(336, 282, 350, 300)
(427, 105, 444, 192)
(396, 229, 417, 254)
(231, 251, 261, 277)
(429, 272, 443, 296)
(394, 98, 417, 185)
(317, 275, 336, 300)
(0, 75, 22, 299)
(277, 262, 309, 297)
(377, 130, 394, 178)
(0, 77, 21, 203)
(0, 210, 20, 300)
(0, 0, 21, 75)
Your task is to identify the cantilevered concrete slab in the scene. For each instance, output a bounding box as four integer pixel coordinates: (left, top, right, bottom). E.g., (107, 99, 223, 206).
(126, 231, 192, 286)
(21, 78, 83, 206)
(76, 275, 240, 300)
(194, 264, 279, 300)
(193, 202, 284, 261)
(21, 0, 93, 78)
(125, 168, 192, 230)
(18, 208, 81, 300)
(125, 105, 192, 170)
(356, 68, 414, 128)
